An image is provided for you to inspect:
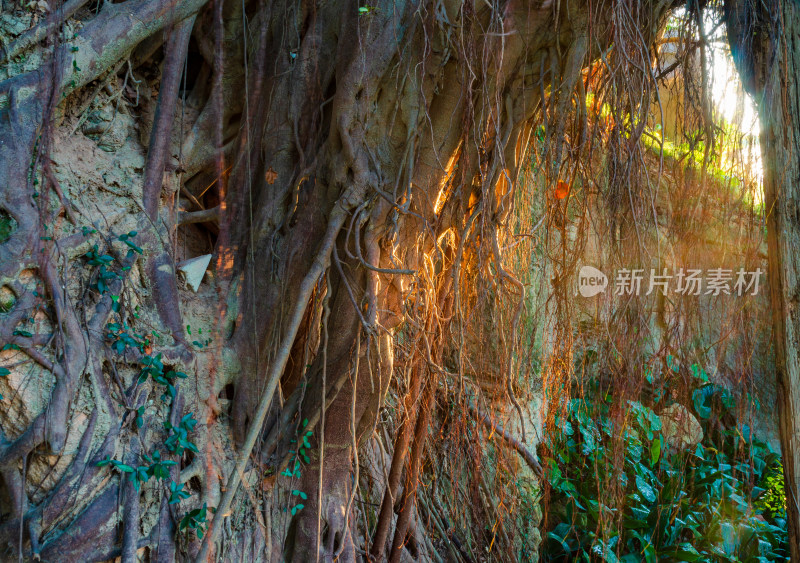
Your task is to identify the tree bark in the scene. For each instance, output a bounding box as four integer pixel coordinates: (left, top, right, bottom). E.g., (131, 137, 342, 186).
(725, 0, 800, 556)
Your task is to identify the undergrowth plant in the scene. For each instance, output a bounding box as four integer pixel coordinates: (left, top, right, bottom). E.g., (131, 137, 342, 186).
(542, 375, 787, 562)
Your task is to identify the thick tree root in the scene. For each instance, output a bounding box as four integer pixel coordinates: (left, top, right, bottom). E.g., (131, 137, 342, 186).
(467, 403, 543, 479)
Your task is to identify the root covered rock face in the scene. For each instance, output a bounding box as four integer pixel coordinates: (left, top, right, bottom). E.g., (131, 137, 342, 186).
(5, 0, 784, 561)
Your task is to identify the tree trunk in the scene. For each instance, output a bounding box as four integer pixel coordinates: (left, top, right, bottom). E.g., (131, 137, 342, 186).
(725, 0, 800, 556)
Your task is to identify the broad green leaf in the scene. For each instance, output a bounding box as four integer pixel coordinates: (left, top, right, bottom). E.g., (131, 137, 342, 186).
(546, 531, 571, 554)
(650, 438, 661, 467)
(636, 475, 657, 503)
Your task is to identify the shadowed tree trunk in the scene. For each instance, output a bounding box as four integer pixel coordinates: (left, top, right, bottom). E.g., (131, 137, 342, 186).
(725, 0, 800, 556)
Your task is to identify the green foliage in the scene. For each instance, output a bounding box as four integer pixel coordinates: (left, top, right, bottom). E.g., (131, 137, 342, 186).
(81, 230, 141, 295)
(186, 324, 212, 349)
(96, 413, 202, 522)
(179, 503, 210, 539)
(106, 321, 150, 354)
(291, 489, 308, 500)
(693, 383, 734, 420)
(86, 225, 210, 538)
(141, 449, 177, 482)
(117, 231, 142, 254)
(168, 480, 191, 504)
(134, 406, 145, 429)
(640, 128, 752, 194)
(542, 381, 788, 562)
(83, 245, 115, 267)
(281, 420, 313, 517)
(97, 449, 178, 491)
(136, 353, 187, 402)
(755, 462, 786, 519)
(83, 245, 121, 295)
(96, 456, 135, 474)
(284, 420, 313, 478)
(164, 412, 199, 455)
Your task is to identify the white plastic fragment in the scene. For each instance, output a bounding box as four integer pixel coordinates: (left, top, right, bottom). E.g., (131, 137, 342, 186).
(177, 254, 212, 292)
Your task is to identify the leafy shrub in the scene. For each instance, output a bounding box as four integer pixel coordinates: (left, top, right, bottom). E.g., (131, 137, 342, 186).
(542, 379, 787, 562)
